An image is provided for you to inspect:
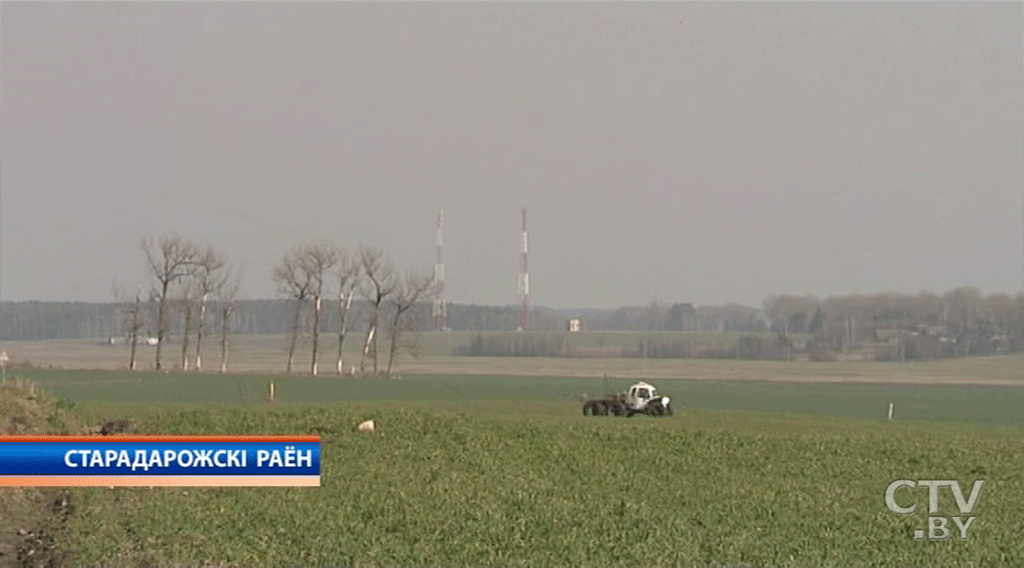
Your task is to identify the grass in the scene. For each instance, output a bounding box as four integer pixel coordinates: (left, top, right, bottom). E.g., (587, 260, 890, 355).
(1, 329, 815, 373)
(2, 335, 1022, 385)
(4, 368, 1023, 566)
(2, 330, 811, 359)
(414, 329, 815, 355)
(15, 368, 1024, 426)
(62, 402, 1024, 567)
(0, 379, 80, 566)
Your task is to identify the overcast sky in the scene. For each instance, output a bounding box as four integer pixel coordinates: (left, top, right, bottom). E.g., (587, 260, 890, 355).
(2, 2, 1021, 309)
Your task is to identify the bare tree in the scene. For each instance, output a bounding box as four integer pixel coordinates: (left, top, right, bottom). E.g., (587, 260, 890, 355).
(192, 247, 227, 372)
(763, 294, 819, 335)
(1015, 293, 1024, 351)
(385, 270, 438, 378)
(273, 247, 314, 374)
(216, 269, 241, 374)
(357, 245, 397, 376)
(301, 243, 341, 376)
(944, 286, 983, 337)
(145, 287, 161, 340)
(112, 281, 143, 371)
(335, 250, 362, 376)
(142, 235, 199, 371)
(178, 278, 197, 371)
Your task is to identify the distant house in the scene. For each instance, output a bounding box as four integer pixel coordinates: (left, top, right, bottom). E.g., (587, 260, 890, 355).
(874, 329, 901, 342)
(990, 335, 1009, 352)
(914, 324, 947, 338)
(567, 318, 581, 332)
(107, 336, 158, 346)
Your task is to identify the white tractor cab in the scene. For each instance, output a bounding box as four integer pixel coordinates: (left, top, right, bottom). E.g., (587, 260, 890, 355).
(624, 381, 673, 417)
(581, 380, 675, 417)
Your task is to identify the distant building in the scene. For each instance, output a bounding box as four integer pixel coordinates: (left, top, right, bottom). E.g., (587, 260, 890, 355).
(107, 336, 158, 346)
(914, 324, 947, 338)
(874, 329, 901, 342)
(567, 318, 581, 332)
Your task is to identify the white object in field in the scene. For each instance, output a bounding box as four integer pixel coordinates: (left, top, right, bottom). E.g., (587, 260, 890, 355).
(624, 381, 671, 412)
(358, 420, 375, 432)
(0, 351, 7, 383)
(269, 381, 275, 402)
(888, 403, 894, 420)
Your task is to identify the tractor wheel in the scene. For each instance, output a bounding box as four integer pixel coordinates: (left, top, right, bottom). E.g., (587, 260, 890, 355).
(650, 405, 664, 417)
(610, 402, 623, 417)
(582, 401, 594, 416)
(598, 402, 609, 416)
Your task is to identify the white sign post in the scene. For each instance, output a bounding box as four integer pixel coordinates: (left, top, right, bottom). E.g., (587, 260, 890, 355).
(0, 351, 9, 384)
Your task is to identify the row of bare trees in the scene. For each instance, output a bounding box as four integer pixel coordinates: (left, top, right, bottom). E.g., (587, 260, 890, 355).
(112, 235, 436, 377)
(762, 288, 1024, 356)
(272, 243, 438, 378)
(113, 235, 240, 373)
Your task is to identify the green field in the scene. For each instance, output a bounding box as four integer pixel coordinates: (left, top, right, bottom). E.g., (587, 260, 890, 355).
(3, 337, 1022, 387)
(415, 329, 815, 356)
(0, 330, 818, 375)
(2, 368, 1023, 567)
(14, 368, 1024, 426)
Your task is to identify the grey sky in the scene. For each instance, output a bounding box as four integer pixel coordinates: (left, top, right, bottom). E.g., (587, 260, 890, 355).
(2, 2, 1021, 309)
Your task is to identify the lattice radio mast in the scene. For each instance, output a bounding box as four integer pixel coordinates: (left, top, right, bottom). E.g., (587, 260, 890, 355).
(432, 209, 447, 331)
(518, 207, 532, 331)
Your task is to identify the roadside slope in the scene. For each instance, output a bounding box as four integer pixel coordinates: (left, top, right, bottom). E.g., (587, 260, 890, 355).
(0, 380, 79, 568)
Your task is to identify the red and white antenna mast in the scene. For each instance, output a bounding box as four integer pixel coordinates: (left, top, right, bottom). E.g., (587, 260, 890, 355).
(518, 207, 532, 331)
(432, 209, 447, 331)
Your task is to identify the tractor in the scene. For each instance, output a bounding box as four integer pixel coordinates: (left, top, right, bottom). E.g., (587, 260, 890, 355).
(581, 381, 673, 417)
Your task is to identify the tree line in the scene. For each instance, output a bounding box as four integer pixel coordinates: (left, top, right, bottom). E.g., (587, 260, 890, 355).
(4, 288, 1022, 350)
(2, 238, 1021, 366)
(759, 289, 1024, 356)
(109, 235, 439, 378)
